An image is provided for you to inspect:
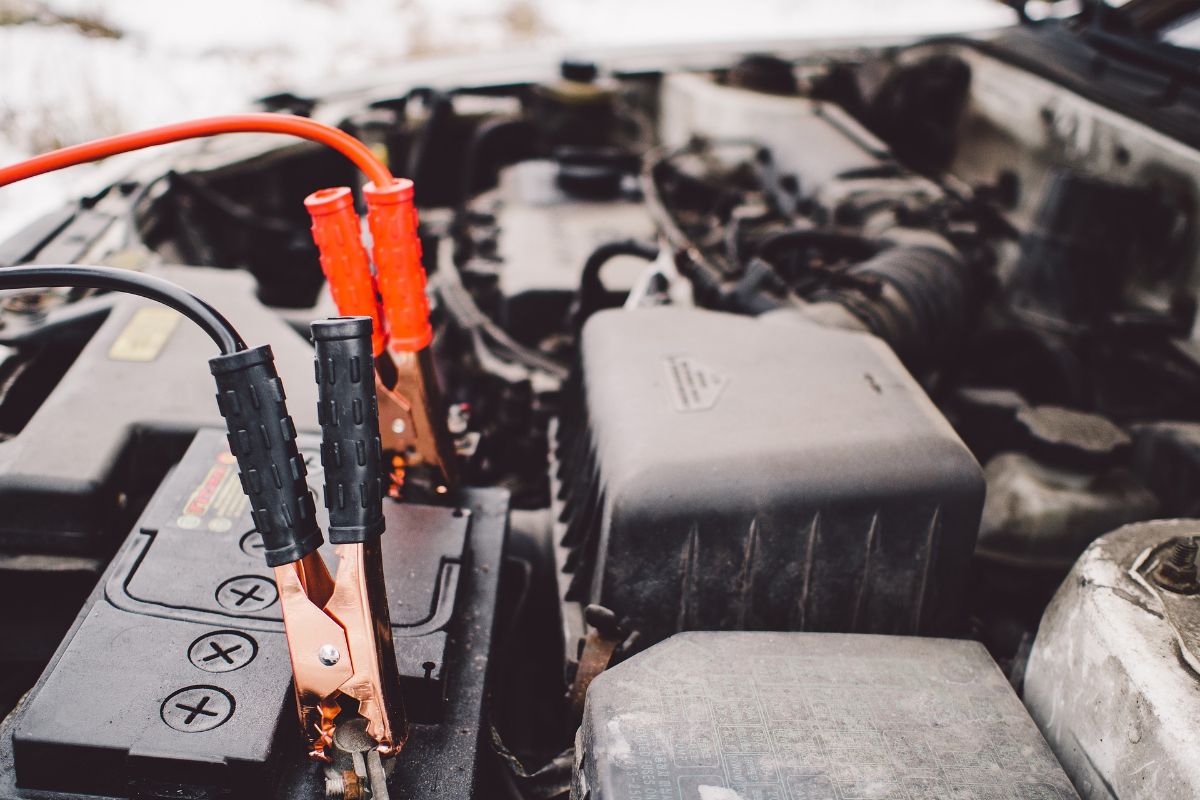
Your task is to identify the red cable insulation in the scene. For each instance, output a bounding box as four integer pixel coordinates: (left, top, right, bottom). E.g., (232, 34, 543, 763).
(0, 113, 394, 190)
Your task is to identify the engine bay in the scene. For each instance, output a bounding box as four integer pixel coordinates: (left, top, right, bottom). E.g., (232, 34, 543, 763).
(3, 20, 1200, 800)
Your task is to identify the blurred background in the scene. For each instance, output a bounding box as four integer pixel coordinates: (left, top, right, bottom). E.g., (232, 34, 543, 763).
(0, 0, 1019, 238)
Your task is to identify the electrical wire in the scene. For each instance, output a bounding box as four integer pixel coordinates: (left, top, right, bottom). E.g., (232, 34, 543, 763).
(0, 265, 244, 354)
(122, 173, 172, 249)
(435, 251, 569, 380)
(573, 239, 660, 330)
(0, 113, 394, 191)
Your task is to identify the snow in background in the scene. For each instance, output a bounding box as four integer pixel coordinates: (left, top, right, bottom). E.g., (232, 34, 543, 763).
(0, 0, 1016, 242)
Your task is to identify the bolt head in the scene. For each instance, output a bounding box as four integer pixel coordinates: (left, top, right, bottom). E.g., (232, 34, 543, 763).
(1154, 537, 1200, 594)
(390, 419, 406, 434)
(318, 644, 341, 666)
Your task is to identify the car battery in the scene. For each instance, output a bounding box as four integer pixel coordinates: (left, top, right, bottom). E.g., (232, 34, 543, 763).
(0, 430, 509, 800)
(575, 631, 1079, 800)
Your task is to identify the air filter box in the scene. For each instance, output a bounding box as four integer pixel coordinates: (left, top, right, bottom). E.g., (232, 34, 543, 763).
(574, 632, 1079, 800)
(553, 308, 983, 654)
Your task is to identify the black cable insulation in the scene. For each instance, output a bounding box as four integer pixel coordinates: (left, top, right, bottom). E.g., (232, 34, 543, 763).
(0, 264, 245, 354)
(573, 239, 659, 329)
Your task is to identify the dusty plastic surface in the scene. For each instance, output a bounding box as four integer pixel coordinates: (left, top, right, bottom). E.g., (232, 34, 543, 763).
(574, 631, 1078, 800)
(554, 308, 984, 651)
(1025, 519, 1200, 799)
(0, 265, 319, 556)
(658, 71, 889, 193)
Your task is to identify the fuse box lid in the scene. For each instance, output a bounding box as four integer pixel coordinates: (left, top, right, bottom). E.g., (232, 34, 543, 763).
(576, 631, 1079, 800)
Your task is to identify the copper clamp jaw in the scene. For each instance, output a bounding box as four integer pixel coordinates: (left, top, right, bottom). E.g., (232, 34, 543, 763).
(275, 541, 406, 760)
(210, 317, 409, 761)
(377, 346, 459, 492)
(304, 179, 460, 498)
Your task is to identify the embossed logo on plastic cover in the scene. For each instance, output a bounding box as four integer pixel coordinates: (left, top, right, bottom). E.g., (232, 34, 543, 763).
(664, 355, 727, 412)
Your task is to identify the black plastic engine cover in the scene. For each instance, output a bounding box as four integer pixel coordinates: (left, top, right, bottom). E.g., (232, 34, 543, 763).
(483, 159, 654, 345)
(0, 430, 509, 799)
(554, 308, 984, 658)
(0, 265, 319, 557)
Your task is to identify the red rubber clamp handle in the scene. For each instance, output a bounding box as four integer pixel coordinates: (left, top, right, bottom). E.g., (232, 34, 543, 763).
(304, 187, 385, 355)
(364, 179, 432, 353)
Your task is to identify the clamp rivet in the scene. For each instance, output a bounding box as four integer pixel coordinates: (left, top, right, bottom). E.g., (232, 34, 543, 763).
(391, 419, 406, 434)
(318, 644, 341, 666)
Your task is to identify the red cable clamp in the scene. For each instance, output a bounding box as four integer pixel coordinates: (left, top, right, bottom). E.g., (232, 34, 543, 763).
(303, 187, 385, 355)
(364, 179, 432, 353)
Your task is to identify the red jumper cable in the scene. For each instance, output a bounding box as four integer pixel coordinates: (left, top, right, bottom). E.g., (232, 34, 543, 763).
(0, 113, 456, 488)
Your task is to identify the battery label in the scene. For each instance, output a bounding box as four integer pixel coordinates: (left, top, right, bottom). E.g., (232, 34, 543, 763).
(175, 450, 245, 532)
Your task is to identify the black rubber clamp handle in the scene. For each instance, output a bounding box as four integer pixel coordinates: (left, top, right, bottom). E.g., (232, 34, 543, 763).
(312, 317, 386, 544)
(209, 345, 323, 567)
